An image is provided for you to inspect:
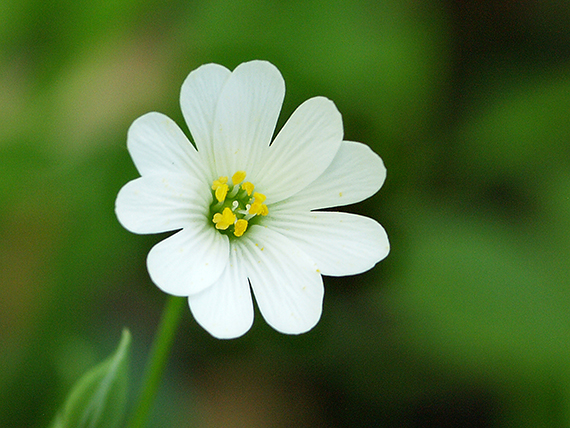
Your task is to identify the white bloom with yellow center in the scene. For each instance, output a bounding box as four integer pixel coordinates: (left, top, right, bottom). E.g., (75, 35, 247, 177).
(115, 60, 389, 339)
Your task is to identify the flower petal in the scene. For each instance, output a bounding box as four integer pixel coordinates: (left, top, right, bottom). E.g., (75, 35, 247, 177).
(180, 63, 231, 174)
(115, 173, 210, 234)
(188, 247, 254, 339)
(239, 225, 324, 334)
(253, 97, 343, 203)
(127, 112, 209, 182)
(212, 60, 285, 177)
(146, 225, 229, 296)
(266, 211, 389, 276)
(272, 141, 386, 211)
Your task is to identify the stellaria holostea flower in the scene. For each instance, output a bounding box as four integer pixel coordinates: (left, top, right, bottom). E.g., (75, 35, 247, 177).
(115, 60, 389, 339)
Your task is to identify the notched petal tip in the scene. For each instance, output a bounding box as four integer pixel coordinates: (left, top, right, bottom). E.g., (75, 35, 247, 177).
(211, 59, 286, 177)
(253, 95, 344, 203)
(188, 249, 254, 339)
(272, 140, 388, 211)
(233, 59, 285, 81)
(180, 63, 232, 113)
(242, 227, 324, 335)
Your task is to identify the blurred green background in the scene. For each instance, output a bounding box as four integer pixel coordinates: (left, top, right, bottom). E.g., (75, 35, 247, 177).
(2, 0, 570, 426)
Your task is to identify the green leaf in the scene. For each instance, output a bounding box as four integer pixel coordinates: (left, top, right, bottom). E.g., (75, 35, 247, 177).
(50, 329, 131, 428)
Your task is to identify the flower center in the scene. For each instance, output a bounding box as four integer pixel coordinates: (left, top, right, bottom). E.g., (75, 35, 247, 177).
(209, 171, 268, 237)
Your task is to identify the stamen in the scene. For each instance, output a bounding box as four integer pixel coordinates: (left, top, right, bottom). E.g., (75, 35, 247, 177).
(209, 172, 269, 237)
(234, 219, 248, 237)
(227, 184, 240, 199)
(213, 207, 236, 230)
(215, 184, 228, 202)
(232, 171, 246, 185)
(253, 192, 266, 203)
(212, 176, 229, 202)
(211, 176, 228, 190)
(248, 193, 267, 216)
(249, 201, 262, 215)
(241, 182, 254, 196)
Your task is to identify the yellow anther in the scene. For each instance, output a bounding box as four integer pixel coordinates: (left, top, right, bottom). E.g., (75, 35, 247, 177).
(248, 192, 268, 216)
(241, 181, 254, 196)
(249, 201, 262, 215)
(253, 192, 266, 203)
(211, 176, 228, 190)
(232, 171, 246, 185)
(249, 201, 260, 215)
(215, 184, 228, 202)
(234, 219, 248, 237)
(212, 207, 235, 230)
(210, 175, 267, 237)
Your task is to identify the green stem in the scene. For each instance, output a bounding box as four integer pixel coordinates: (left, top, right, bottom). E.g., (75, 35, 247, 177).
(127, 295, 186, 428)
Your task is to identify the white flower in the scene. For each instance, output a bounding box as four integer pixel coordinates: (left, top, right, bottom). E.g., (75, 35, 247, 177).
(115, 60, 389, 339)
